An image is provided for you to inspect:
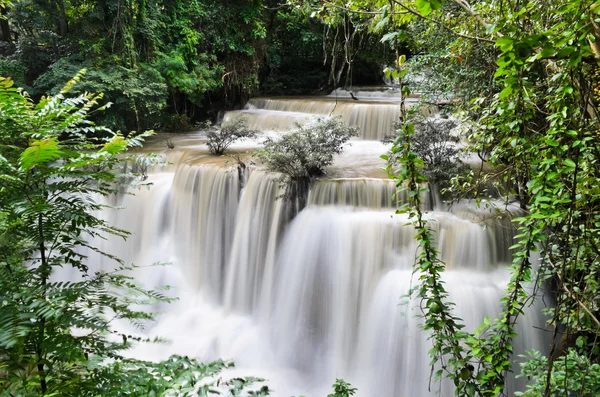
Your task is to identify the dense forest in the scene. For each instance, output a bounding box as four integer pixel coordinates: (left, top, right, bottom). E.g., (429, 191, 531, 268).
(0, 0, 389, 132)
(1, 0, 600, 396)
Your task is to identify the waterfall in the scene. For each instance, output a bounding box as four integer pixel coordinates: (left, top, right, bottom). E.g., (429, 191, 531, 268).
(93, 89, 549, 397)
(224, 171, 286, 313)
(170, 164, 240, 300)
(327, 86, 404, 100)
(235, 97, 402, 140)
(222, 109, 315, 132)
(308, 178, 400, 208)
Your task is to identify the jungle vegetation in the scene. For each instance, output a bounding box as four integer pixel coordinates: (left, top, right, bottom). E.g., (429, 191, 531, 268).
(0, 0, 390, 132)
(1, 0, 600, 396)
(304, 0, 600, 396)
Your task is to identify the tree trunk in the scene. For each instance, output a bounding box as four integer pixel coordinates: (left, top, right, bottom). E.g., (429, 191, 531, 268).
(37, 213, 48, 394)
(56, 0, 68, 36)
(0, 6, 11, 42)
(97, 0, 110, 25)
(588, 17, 600, 59)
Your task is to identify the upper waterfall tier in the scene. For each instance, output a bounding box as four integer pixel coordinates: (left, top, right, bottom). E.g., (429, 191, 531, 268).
(225, 97, 406, 140)
(308, 178, 399, 209)
(222, 109, 315, 132)
(327, 86, 405, 100)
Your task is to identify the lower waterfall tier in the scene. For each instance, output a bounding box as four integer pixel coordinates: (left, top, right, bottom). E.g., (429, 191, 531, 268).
(82, 161, 549, 397)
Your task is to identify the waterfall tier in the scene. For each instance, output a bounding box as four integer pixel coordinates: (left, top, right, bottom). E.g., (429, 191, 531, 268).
(223, 97, 402, 140)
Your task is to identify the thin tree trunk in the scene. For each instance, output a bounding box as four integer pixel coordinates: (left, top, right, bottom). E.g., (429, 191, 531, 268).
(56, 0, 68, 36)
(0, 6, 10, 42)
(588, 17, 600, 59)
(37, 213, 48, 394)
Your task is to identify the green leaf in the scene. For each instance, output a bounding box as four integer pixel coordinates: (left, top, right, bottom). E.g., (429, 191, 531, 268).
(556, 46, 576, 59)
(499, 86, 513, 99)
(19, 138, 63, 170)
(381, 31, 400, 43)
(465, 383, 476, 397)
(415, 0, 432, 16)
(496, 37, 514, 52)
(430, 0, 442, 11)
(101, 135, 128, 155)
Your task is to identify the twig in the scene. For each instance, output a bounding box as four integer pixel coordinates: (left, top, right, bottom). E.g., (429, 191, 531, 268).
(547, 257, 600, 330)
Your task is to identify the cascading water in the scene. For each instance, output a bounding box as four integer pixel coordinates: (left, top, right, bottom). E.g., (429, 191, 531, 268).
(225, 97, 403, 140)
(91, 87, 549, 397)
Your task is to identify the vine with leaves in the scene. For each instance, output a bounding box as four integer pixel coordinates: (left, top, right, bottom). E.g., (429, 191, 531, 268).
(374, 0, 600, 395)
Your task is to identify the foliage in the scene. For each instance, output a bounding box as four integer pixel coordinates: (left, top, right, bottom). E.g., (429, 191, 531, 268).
(203, 118, 258, 156)
(260, 6, 329, 95)
(154, 50, 223, 107)
(33, 59, 168, 132)
(404, 6, 499, 106)
(0, 71, 156, 395)
(516, 349, 600, 396)
(383, 54, 483, 397)
(409, 117, 467, 188)
(372, 0, 600, 395)
(91, 356, 271, 397)
(255, 117, 358, 179)
(326, 379, 357, 397)
(0, 56, 27, 89)
(386, 115, 468, 190)
(2, 0, 366, 130)
(0, 74, 269, 397)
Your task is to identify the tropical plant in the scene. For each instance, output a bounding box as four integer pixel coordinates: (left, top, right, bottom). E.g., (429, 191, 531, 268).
(516, 349, 600, 396)
(0, 71, 158, 395)
(374, 0, 600, 395)
(386, 115, 468, 190)
(1, 0, 340, 131)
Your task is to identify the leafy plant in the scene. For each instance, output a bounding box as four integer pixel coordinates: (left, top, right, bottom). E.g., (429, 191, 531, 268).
(203, 118, 258, 155)
(516, 349, 600, 396)
(374, 0, 600, 395)
(386, 115, 468, 191)
(255, 117, 358, 180)
(0, 71, 162, 395)
(327, 379, 357, 397)
(90, 356, 271, 397)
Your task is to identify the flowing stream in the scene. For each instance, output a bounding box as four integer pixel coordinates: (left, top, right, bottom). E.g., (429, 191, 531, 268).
(90, 89, 549, 396)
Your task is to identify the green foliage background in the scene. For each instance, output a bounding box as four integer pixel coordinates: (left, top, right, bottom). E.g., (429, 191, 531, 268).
(0, 0, 389, 133)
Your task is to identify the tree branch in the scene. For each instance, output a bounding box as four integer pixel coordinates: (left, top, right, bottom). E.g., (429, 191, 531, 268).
(326, 4, 388, 15)
(450, 0, 502, 36)
(391, 0, 495, 43)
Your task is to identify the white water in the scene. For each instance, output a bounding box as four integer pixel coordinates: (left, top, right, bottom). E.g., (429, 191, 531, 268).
(85, 87, 549, 396)
(225, 97, 401, 140)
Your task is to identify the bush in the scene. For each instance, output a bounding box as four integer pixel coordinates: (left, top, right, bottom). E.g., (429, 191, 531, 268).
(387, 116, 468, 190)
(516, 349, 600, 396)
(203, 118, 258, 155)
(0, 58, 27, 90)
(327, 379, 357, 397)
(255, 118, 358, 179)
